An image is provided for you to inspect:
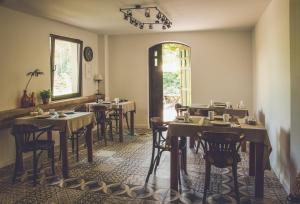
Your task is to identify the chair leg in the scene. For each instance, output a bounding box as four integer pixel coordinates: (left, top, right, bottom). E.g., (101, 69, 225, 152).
(76, 136, 79, 162)
(32, 150, 37, 186)
(101, 122, 107, 146)
(115, 118, 118, 133)
(154, 131, 162, 172)
(71, 136, 75, 154)
(12, 152, 20, 183)
(51, 146, 55, 175)
(154, 149, 161, 173)
(203, 162, 211, 204)
(124, 113, 130, 130)
(97, 123, 100, 141)
(145, 146, 156, 183)
(232, 163, 240, 204)
(109, 122, 113, 141)
(196, 140, 200, 154)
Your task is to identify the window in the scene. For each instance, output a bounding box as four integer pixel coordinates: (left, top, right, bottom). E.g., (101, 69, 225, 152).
(50, 34, 83, 100)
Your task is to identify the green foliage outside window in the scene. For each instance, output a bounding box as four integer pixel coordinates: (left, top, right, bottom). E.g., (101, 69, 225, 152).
(163, 71, 180, 95)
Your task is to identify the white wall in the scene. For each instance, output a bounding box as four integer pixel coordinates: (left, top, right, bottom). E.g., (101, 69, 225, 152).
(253, 0, 291, 191)
(108, 31, 253, 127)
(290, 0, 300, 190)
(0, 6, 102, 111)
(0, 6, 104, 167)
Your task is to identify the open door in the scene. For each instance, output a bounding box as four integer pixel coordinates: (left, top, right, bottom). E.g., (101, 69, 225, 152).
(149, 44, 163, 123)
(149, 43, 191, 124)
(179, 47, 191, 106)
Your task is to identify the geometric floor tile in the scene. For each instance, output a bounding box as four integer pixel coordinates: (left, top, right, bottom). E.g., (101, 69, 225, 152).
(0, 128, 288, 204)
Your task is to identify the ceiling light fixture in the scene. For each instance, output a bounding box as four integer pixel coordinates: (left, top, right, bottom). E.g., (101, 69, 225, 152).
(120, 5, 172, 30)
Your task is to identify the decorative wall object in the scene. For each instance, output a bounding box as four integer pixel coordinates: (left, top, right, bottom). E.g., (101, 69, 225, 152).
(84, 47, 93, 62)
(21, 69, 44, 108)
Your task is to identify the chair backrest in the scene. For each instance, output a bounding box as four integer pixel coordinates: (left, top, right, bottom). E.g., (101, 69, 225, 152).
(175, 103, 182, 110)
(175, 103, 188, 116)
(199, 131, 244, 156)
(12, 124, 53, 149)
(93, 105, 108, 123)
(150, 117, 168, 148)
(150, 117, 164, 129)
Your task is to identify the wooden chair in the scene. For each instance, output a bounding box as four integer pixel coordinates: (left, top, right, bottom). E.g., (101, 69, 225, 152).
(93, 105, 113, 145)
(59, 104, 87, 162)
(108, 108, 130, 133)
(198, 131, 245, 204)
(175, 103, 188, 116)
(145, 117, 186, 188)
(68, 127, 86, 162)
(12, 124, 55, 185)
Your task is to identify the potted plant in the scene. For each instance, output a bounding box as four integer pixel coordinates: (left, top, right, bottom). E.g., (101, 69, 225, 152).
(21, 69, 44, 108)
(39, 89, 51, 105)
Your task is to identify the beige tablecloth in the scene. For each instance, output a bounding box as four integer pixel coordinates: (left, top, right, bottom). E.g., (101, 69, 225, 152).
(15, 112, 95, 137)
(86, 101, 136, 113)
(167, 116, 271, 170)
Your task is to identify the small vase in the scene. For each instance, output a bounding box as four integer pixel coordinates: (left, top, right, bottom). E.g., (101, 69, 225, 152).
(21, 90, 30, 108)
(30, 92, 36, 107)
(42, 98, 49, 105)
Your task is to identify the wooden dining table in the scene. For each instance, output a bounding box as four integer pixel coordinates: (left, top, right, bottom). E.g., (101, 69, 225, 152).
(86, 101, 136, 142)
(167, 116, 271, 198)
(15, 112, 95, 178)
(188, 105, 249, 149)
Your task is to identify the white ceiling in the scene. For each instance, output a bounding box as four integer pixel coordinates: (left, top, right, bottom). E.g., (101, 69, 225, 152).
(1, 0, 271, 35)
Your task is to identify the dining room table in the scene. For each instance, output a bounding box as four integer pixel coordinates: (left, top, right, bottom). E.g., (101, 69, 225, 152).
(14, 111, 95, 178)
(188, 105, 249, 149)
(167, 116, 271, 198)
(189, 104, 249, 118)
(85, 101, 136, 142)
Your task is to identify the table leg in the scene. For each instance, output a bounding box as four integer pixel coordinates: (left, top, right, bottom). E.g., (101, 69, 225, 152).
(255, 143, 264, 198)
(170, 136, 179, 191)
(17, 152, 24, 172)
(119, 109, 123, 142)
(86, 124, 93, 162)
(189, 137, 195, 148)
(47, 130, 52, 158)
(60, 131, 68, 178)
(249, 142, 256, 176)
(241, 141, 247, 152)
(130, 111, 135, 136)
(181, 137, 187, 174)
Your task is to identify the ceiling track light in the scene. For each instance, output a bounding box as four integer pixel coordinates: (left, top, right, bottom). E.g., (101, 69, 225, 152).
(120, 5, 172, 30)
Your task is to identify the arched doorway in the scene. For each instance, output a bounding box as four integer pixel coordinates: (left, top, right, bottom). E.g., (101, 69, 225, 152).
(149, 42, 191, 122)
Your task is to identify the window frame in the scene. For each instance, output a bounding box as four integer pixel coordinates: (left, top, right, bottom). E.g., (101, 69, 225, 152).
(50, 34, 83, 101)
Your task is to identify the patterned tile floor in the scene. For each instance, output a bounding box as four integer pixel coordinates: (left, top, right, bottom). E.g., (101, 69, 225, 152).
(0, 128, 289, 204)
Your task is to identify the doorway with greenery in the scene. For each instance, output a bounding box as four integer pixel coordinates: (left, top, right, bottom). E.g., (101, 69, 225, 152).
(162, 43, 191, 121)
(148, 42, 191, 122)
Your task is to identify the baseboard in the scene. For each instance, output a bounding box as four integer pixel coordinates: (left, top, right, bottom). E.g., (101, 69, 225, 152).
(134, 124, 149, 129)
(272, 166, 290, 194)
(0, 153, 32, 169)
